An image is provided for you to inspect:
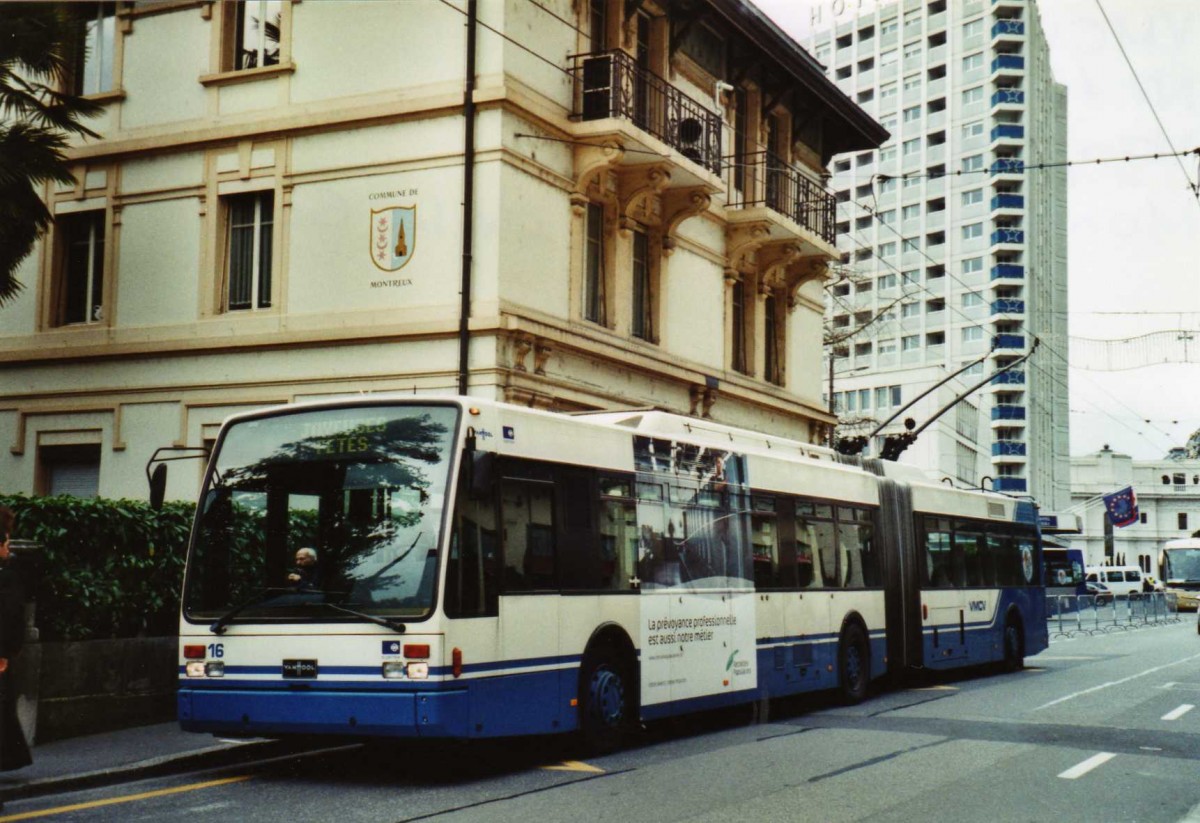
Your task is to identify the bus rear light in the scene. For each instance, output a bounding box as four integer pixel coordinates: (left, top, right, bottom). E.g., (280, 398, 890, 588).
(186, 661, 206, 678)
(183, 645, 206, 659)
(403, 644, 430, 659)
(382, 661, 406, 680)
(204, 661, 225, 678)
(407, 662, 429, 680)
(452, 647, 463, 678)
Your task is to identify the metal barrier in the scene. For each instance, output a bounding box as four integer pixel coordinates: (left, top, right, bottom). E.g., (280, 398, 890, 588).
(1046, 592, 1182, 638)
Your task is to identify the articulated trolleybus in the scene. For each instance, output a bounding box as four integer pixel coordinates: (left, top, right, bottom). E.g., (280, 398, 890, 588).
(176, 397, 1046, 747)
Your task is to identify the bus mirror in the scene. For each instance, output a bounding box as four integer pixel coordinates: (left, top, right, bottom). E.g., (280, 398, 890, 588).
(149, 463, 167, 510)
(469, 451, 494, 499)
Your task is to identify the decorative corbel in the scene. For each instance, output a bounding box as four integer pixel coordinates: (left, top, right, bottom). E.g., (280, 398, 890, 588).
(511, 333, 535, 372)
(701, 386, 718, 418)
(617, 164, 671, 228)
(757, 241, 805, 282)
(688, 385, 704, 416)
(725, 221, 772, 274)
(573, 141, 625, 201)
(784, 258, 831, 311)
(533, 340, 553, 375)
(660, 187, 711, 255)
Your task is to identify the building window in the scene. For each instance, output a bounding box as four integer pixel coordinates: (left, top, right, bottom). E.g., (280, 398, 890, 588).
(879, 242, 896, 257)
(764, 292, 782, 385)
(71, 3, 116, 96)
(962, 256, 983, 275)
(962, 19, 984, 40)
(631, 228, 653, 341)
(224, 190, 274, 311)
(962, 86, 983, 106)
(961, 154, 983, 172)
(901, 335, 920, 351)
(961, 222, 983, 240)
(879, 273, 898, 290)
(38, 444, 100, 498)
(731, 278, 749, 374)
(962, 291, 983, 307)
(962, 52, 983, 73)
(880, 82, 897, 101)
(962, 121, 984, 141)
(583, 203, 609, 325)
(1180, 513, 1189, 530)
(961, 188, 983, 206)
(902, 138, 921, 156)
(962, 325, 984, 342)
(223, 0, 283, 71)
(902, 204, 921, 221)
(903, 42, 921, 60)
(55, 210, 106, 326)
(901, 302, 920, 318)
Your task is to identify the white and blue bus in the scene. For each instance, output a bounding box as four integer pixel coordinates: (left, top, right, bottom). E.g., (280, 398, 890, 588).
(173, 397, 1046, 748)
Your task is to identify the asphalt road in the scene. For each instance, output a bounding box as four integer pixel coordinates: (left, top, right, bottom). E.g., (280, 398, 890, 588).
(6, 619, 1200, 823)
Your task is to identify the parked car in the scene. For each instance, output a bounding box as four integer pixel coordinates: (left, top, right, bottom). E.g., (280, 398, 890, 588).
(1086, 580, 1113, 606)
(1086, 566, 1144, 597)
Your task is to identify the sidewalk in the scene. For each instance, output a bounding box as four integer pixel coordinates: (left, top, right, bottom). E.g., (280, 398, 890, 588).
(0, 722, 286, 802)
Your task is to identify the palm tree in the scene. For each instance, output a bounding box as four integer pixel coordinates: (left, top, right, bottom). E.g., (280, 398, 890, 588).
(0, 4, 105, 306)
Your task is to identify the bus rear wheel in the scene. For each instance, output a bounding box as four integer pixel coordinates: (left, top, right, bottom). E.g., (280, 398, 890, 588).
(838, 622, 870, 705)
(579, 645, 634, 753)
(1001, 616, 1025, 673)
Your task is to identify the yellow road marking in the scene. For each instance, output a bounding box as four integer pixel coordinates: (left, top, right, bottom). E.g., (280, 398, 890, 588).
(912, 685, 959, 691)
(542, 760, 604, 773)
(0, 775, 251, 822)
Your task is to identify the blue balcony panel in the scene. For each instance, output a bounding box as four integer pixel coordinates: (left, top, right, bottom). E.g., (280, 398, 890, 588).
(992, 298, 1025, 314)
(991, 89, 1026, 106)
(992, 54, 1026, 72)
(992, 404, 1026, 421)
(990, 369, 1026, 385)
(992, 441, 1027, 457)
(992, 20, 1026, 37)
(990, 125, 1025, 142)
(991, 193, 1024, 209)
(990, 158, 1025, 175)
(992, 477, 1028, 493)
(994, 333, 1025, 349)
(991, 229, 1025, 245)
(991, 263, 1025, 280)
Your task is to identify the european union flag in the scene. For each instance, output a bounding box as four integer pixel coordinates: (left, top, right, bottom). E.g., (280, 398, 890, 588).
(1103, 486, 1138, 528)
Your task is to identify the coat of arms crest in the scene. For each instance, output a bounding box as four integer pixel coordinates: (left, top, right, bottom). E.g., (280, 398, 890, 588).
(370, 205, 416, 272)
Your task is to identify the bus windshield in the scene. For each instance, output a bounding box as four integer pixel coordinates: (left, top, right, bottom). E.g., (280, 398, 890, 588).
(1163, 547, 1200, 583)
(183, 404, 460, 624)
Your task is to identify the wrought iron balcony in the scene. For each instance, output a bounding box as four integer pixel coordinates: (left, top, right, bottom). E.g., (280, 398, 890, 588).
(991, 263, 1024, 280)
(992, 54, 1026, 72)
(992, 404, 1026, 421)
(574, 49, 722, 174)
(990, 368, 1026, 384)
(993, 440, 1027, 457)
(992, 88, 1026, 106)
(725, 150, 837, 243)
(991, 477, 1027, 493)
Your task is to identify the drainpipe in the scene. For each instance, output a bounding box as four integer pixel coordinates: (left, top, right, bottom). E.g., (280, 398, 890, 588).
(457, 0, 478, 396)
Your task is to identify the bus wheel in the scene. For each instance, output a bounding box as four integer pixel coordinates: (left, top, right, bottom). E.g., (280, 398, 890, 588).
(838, 622, 870, 705)
(579, 645, 633, 753)
(1001, 616, 1025, 673)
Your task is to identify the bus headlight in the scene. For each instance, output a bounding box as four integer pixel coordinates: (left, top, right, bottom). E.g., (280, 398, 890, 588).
(186, 661, 206, 678)
(382, 661, 406, 680)
(205, 661, 225, 678)
(406, 662, 429, 680)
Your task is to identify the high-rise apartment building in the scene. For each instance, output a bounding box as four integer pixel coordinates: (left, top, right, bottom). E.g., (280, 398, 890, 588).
(808, 0, 1069, 510)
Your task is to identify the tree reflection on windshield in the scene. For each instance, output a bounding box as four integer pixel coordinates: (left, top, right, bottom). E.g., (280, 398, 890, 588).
(184, 406, 459, 623)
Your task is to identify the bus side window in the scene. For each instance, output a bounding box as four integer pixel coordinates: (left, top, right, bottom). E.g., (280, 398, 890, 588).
(596, 476, 638, 591)
(925, 517, 954, 588)
(446, 476, 499, 618)
(956, 525, 985, 587)
(806, 503, 838, 587)
(751, 495, 779, 589)
(837, 506, 879, 588)
(500, 477, 557, 591)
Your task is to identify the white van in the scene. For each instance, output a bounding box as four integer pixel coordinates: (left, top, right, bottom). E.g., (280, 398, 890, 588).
(1085, 566, 1144, 596)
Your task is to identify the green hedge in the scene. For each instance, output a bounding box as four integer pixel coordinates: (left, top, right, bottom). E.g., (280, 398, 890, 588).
(0, 494, 195, 642)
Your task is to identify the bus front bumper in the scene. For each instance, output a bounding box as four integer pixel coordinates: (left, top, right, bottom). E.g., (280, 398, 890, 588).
(178, 687, 470, 738)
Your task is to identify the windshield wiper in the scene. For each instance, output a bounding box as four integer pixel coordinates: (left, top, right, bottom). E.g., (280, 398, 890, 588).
(317, 601, 407, 633)
(209, 587, 294, 635)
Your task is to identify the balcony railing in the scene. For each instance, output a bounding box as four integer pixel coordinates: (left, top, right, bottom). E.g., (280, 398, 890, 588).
(990, 368, 1025, 384)
(992, 20, 1025, 37)
(991, 298, 1025, 314)
(991, 157, 1025, 175)
(991, 477, 1027, 493)
(992, 404, 1026, 421)
(991, 192, 1024, 209)
(993, 440, 1027, 457)
(991, 124, 1025, 141)
(992, 88, 1026, 106)
(574, 49, 722, 174)
(726, 150, 837, 243)
(991, 263, 1024, 280)
(994, 333, 1025, 349)
(991, 228, 1025, 245)
(992, 54, 1025, 72)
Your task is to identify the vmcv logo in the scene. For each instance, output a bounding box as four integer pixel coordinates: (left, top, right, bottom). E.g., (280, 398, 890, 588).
(968, 600, 987, 612)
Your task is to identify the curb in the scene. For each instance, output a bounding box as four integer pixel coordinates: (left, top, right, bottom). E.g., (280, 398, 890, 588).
(0, 738, 295, 803)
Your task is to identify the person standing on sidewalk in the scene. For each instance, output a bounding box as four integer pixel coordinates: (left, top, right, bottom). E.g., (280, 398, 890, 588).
(0, 506, 31, 771)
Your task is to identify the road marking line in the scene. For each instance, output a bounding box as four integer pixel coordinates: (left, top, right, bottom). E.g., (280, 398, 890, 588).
(1058, 752, 1116, 780)
(542, 760, 604, 773)
(1162, 704, 1195, 721)
(0, 775, 251, 822)
(911, 685, 959, 691)
(1034, 652, 1200, 711)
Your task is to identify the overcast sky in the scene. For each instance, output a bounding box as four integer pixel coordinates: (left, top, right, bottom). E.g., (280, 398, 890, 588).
(751, 0, 1200, 461)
